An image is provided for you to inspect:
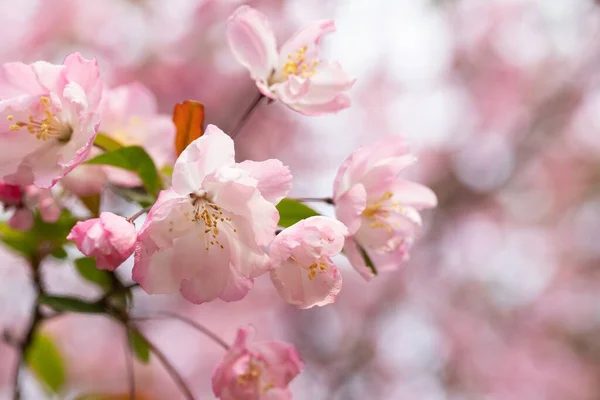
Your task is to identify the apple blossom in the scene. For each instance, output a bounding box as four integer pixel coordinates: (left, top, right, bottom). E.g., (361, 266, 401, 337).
(269, 216, 348, 309)
(212, 327, 303, 400)
(132, 124, 292, 304)
(0, 52, 103, 188)
(67, 212, 137, 271)
(333, 136, 437, 280)
(227, 5, 355, 116)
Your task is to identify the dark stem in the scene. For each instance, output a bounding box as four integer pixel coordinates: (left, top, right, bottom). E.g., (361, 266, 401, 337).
(132, 329, 195, 400)
(12, 255, 44, 400)
(136, 312, 229, 351)
(124, 328, 136, 400)
(291, 197, 334, 205)
(230, 92, 265, 139)
(127, 206, 152, 223)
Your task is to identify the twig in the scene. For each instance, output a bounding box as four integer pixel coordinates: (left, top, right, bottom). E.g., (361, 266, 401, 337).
(134, 312, 229, 351)
(131, 328, 195, 400)
(127, 206, 152, 223)
(230, 92, 265, 139)
(12, 256, 44, 400)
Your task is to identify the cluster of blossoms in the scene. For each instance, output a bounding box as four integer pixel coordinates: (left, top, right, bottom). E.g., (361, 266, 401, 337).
(0, 5, 436, 399)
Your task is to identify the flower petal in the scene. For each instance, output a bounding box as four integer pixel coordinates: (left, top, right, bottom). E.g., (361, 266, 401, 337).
(343, 237, 375, 282)
(227, 5, 278, 82)
(278, 20, 335, 67)
(171, 124, 235, 195)
(237, 159, 292, 204)
(390, 180, 438, 209)
(334, 183, 366, 235)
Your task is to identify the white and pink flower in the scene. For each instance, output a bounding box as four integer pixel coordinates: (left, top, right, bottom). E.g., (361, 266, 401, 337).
(132, 125, 292, 304)
(333, 136, 438, 280)
(0, 53, 103, 188)
(68, 212, 137, 271)
(227, 5, 355, 116)
(212, 327, 303, 400)
(270, 216, 348, 309)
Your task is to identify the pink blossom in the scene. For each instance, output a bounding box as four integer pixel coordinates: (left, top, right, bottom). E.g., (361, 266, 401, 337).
(99, 82, 176, 187)
(269, 216, 347, 309)
(132, 124, 292, 304)
(0, 182, 23, 207)
(8, 208, 33, 231)
(227, 5, 355, 116)
(212, 327, 303, 400)
(25, 186, 60, 224)
(67, 212, 137, 271)
(333, 136, 437, 280)
(0, 52, 104, 188)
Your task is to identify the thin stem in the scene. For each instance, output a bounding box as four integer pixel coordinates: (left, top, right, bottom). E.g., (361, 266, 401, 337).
(132, 329, 195, 400)
(291, 197, 334, 204)
(127, 206, 151, 223)
(230, 92, 265, 139)
(146, 312, 229, 351)
(124, 328, 136, 400)
(12, 256, 44, 400)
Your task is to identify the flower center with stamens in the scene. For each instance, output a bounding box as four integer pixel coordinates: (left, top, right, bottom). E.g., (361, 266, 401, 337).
(189, 193, 237, 251)
(362, 191, 403, 232)
(7, 96, 72, 142)
(307, 261, 328, 280)
(282, 46, 319, 79)
(236, 358, 275, 394)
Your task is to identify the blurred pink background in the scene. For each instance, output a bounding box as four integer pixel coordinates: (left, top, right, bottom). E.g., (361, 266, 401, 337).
(2, 0, 600, 399)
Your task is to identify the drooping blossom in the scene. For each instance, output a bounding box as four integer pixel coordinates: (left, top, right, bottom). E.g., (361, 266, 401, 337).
(227, 5, 355, 115)
(0, 52, 104, 188)
(212, 327, 303, 400)
(67, 212, 137, 271)
(270, 216, 347, 309)
(132, 125, 292, 304)
(333, 136, 437, 280)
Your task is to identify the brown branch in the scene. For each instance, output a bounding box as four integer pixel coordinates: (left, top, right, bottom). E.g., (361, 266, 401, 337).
(230, 91, 265, 139)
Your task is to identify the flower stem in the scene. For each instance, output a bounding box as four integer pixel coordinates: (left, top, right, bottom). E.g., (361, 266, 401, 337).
(230, 91, 265, 139)
(127, 206, 151, 223)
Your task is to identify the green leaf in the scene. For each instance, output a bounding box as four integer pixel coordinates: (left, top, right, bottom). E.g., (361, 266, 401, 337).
(0, 211, 77, 259)
(50, 247, 68, 260)
(276, 198, 320, 228)
(79, 194, 101, 217)
(93, 133, 123, 152)
(357, 244, 377, 276)
(38, 295, 105, 314)
(128, 330, 151, 364)
(26, 334, 66, 394)
(86, 146, 162, 197)
(74, 258, 112, 291)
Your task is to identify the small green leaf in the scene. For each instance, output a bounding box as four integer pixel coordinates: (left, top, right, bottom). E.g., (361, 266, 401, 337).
(74, 258, 112, 291)
(128, 330, 151, 364)
(276, 198, 320, 228)
(86, 146, 162, 197)
(50, 247, 68, 260)
(93, 133, 123, 152)
(79, 194, 101, 217)
(26, 334, 66, 394)
(357, 244, 377, 276)
(0, 211, 77, 258)
(38, 295, 105, 314)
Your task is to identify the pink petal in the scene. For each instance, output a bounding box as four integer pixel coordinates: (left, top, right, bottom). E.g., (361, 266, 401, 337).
(344, 237, 375, 282)
(237, 159, 292, 204)
(171, 124, 235, 195)
(179, 245, 231, 305)
(227, 5, 278, 82)
(219, 266, 254, 302)
(278, 20, 335, 67)
(334, 183, 367, 235)
(390, 180, 438, 209)
(286, 93, 351, 116)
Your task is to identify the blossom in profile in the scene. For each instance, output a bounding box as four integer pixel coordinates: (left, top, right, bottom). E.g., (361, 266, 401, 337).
(132, 125, 292, 304)
(212, 327, 303, 400)
(68, 212, 137, 271)
(0, 53, 103, 188)
(333, 136, 437, 280)
(270, 216, 348, 309)
(227, 5, 355, 115)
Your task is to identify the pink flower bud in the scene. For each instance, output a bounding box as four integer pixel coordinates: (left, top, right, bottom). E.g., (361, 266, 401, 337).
(212, 327, 303, 400)
(67, 212, 137, 271)
(0, 183, 23, 207)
